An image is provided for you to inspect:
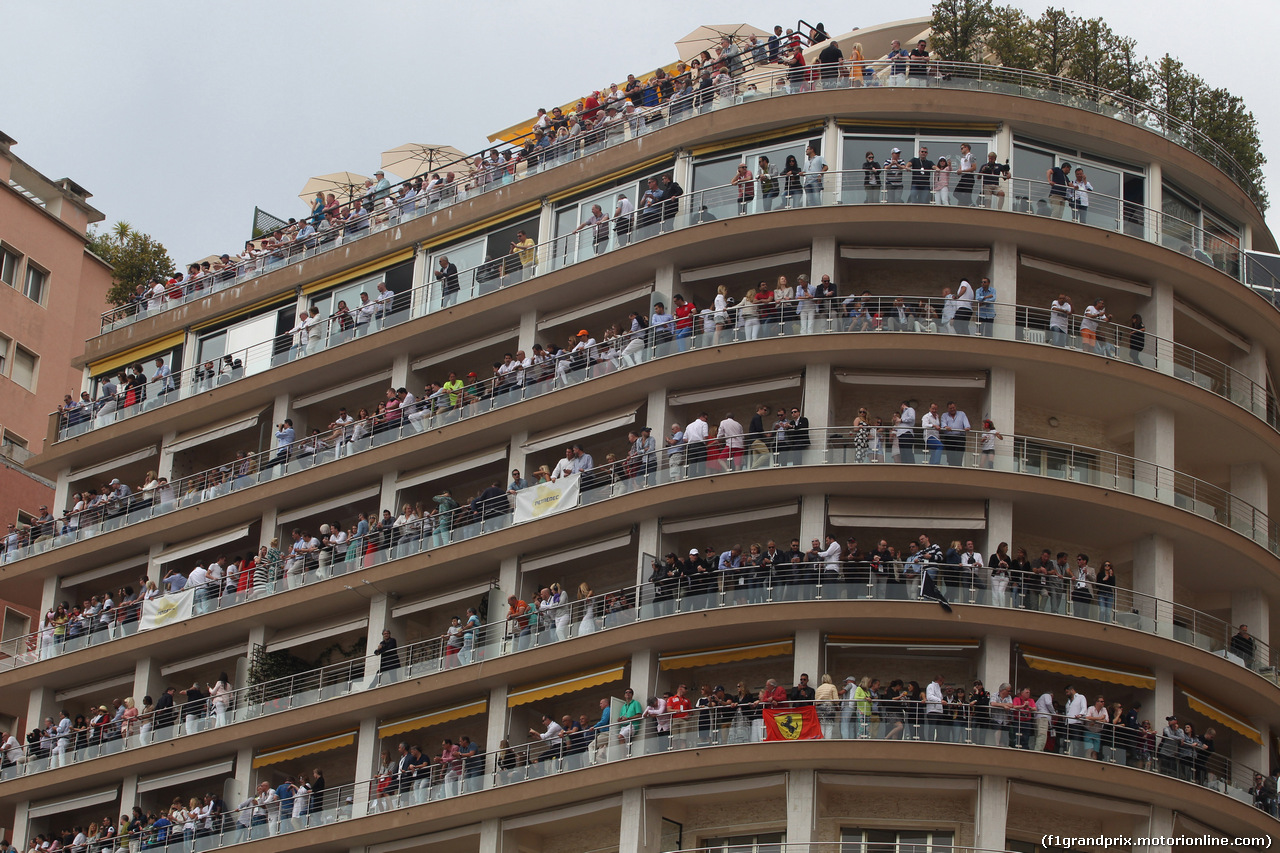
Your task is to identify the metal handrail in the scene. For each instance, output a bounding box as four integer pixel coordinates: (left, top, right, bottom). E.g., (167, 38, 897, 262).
(92, 57, 1267, 335)
(5, 426, 1278, 682)
(59, 172, 1279, 444)
(16, 699, 1274, 849)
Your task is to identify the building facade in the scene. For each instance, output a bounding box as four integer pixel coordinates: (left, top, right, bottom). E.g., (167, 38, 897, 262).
(0, 129, 111, 652)
(4, 18, 1279, 853)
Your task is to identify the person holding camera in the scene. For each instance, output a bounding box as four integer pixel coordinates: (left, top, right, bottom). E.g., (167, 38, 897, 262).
(978, 151, 1010, 209)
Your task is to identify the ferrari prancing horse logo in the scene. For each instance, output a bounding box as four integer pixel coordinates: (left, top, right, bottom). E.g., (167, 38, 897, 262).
(774, 712, 804, 740)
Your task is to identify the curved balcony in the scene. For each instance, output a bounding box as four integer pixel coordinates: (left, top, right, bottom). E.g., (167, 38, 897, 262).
(91, 57, 1275, 340)
(5, 550, 1279, 787)
(19, 703, 1276, 853)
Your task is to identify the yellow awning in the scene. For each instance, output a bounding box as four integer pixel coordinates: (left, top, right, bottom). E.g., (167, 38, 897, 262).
(251, 729, 357, 769)
(1181, 688, 1262, 745)
(1020, 646, 1155, 690)
(659, 639, 793, 671)
(378, 699, 487, 740)
(826, 636, 979, 649)
(507, 664, 625, 707)
(688, 122, 826, 158)
(89, 331, 187, 376)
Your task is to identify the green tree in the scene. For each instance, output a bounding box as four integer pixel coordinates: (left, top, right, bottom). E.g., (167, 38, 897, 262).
(982, 5, 1037, 69)
(1066, 18, 1149, 98)
(1029, 7, 1076, 77)
(1196, 89, 1268, 210)
(86, 221, 176, 306)
(930, 0, 993, 63)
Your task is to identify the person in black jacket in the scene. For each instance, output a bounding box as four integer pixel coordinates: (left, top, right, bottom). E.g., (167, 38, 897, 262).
(153, 687, 177, 732)
(434, 256, 460, 307)
(375, 630, 400, 685)
(660, 174, 683, 231)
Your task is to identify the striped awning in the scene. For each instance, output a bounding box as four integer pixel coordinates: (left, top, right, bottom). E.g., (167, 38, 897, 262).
(659, 639, 794, 671)
(1020, 646, 1156, 690)
(507, 665, 625, 708)
(1181, 687, 1262, 744)
(378, 699, 488, 740)
(252, 729, 357, 769)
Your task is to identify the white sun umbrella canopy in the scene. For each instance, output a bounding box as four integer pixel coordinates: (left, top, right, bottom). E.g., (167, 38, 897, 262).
(299, 172, 372, 208)
(674, 23, 772, 63)
(380, 143, 468, 181)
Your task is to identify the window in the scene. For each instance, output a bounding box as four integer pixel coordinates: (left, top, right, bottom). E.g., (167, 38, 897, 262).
(10, 345, 37, 391)
(22, 265, 47, 304)
(0, 246, 17, 287)
(841, 829, 954, 853)
(704, 832, 785, 853)
(0, 332, 9, 374)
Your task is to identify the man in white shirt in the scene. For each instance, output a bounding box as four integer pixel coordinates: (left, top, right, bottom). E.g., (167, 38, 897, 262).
(0, 730, 20, 768)
(939, 401, 971, 466)
(1081, 298, 1113, 356)
(146, 278, 167, 313)
(952, 278, 975, 335)
(613, 193, 635, 246)
(802, 144, 828, 207)
(959, 540, 985, 597)
(151, 357, 175, 395)
(355, 291, 378, 335)
(374, 281, 396, 327)
(550, 448, 576, 481)
(921, 402, 943, 465)
(1049, 294, 1072, 347)
(305, 306, 325, 353)
(925, 675, 947, 741)
(1060, 685, 1087, 756)
(529, 714, 565, 772)
(718, 413, 744, 470)
(683, 413, 710, 477)
(896, 401, 917, 464)
(1033, 690, 1056, 752)
(289, 311, 311, 355)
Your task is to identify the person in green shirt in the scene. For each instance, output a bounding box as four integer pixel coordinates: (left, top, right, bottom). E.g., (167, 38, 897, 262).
(431, 490, 459, 548)
(617, 688, 643, 747)
(441, 372, 464, 408)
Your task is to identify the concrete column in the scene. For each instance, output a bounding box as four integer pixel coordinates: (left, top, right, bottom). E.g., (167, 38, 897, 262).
(1141, 805, 1173, 853)
(156, 430, 178, 480)
(367, 593, 395, 667)
(232, 744, 254, 812)
(517, 308, 539, 356)
(802, 363, 832, 453)
(120, 773, 140, 818)
(1142, 280, 1174, 375)
(984, 500, 1013, 568)
(975, 776, 1008, 852)
(145, 542, 166, 587)
(495, 556, 519, 608)
(1231, 343, 1269, 420)
(785, 768, 817, 845)
(630, 648, 659, 702)
(508, 431, 529, 488)
(238, 625, 266, 690)
(646, 387, 668, 474)
(1146, 162, 1163, 246)
(133, 658, 163, 707)
(483, 684, 509, 780)
(619, 787, 662, 853)
(672, 152, 693, 198)
(408, 242, 429, 317)
(652, 265, 676, 316)
(1133, 534, 1174, 638)
(799, 494, 826, 549)
(1231, 588, 1270, 666)
(1134, 405, 1175, 504)
(979, 635, 1011, 695)
(984, 368, 1015, 471)
(258, 506, 278, 553)
(1231, 463, 1269, 546)
(988, 241, 1017, 336)
(389, 352, 410, 392)
(821, 117, 840, 171)
(12, 800, 29, 851)
(637, 518, 660, 585)
(478, 818, 503, 853)
(39, 574, 59, 620)
(179, 329, 199, 375)
(811, 235, 837, 287)
(351, 715, 380, 817)
(379, 470, 398, 518)
(536, 200, 555, 264)
(25, 686, 53, 742)
(51, 471, 71, 524)
(793, 629, 821, 686)
(270, 391, 303, 448)
(1151, 666, 1174, 730)
(995, 123, 1014, 164)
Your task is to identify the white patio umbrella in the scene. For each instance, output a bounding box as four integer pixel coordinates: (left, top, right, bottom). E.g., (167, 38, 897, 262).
(299, 172, 371, 208)
(674, 24, 772, 63)
(380, 143, 467, 181)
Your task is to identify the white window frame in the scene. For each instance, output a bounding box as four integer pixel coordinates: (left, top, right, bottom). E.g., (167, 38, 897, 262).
(21, 262, 47, 304)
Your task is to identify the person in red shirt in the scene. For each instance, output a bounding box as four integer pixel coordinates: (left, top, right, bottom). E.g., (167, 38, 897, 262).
(667, 684, 693, 748)
(506, 595, 531, 651)
(673, 294, 698, 352)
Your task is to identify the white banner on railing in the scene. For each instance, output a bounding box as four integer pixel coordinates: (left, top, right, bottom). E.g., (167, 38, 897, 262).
(514, 474, 580, 524)
(139, 588, 195, 632)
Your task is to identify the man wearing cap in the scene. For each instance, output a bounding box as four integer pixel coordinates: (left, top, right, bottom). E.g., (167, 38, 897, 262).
(31, 505, 54, 542)
(371, 170, 391, 203)
(1159, 715, 1184, 776)
(884, 148, 906, 204)
(557, 330, 596, 381)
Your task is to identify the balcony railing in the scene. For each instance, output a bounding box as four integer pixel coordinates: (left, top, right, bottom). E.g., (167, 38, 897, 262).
(58, 169, 1277, 447)
(93, 59, 1269, 336)
(19, 698, 1274, 852)
(4, 549, 1277, 786)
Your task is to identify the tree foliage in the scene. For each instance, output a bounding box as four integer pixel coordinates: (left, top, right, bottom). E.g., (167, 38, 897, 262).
(930, 3, 1268, 209)
(86, 221, 176, 306)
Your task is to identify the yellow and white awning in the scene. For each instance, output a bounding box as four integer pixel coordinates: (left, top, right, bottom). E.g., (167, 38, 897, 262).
(252, 729, 357, 769)
(378, 699, 488, 740)
(1181, 686, 1262, 744)
(1020, 646, 1155, 690)
(507, 665, 626, 707)
(659, 640, 794, 671)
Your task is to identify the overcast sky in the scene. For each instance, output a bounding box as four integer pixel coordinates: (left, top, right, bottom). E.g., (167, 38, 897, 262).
(3, 0, 1276, 265)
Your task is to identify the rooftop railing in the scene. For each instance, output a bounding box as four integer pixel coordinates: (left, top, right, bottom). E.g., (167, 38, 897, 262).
(18, 698, 1274, 851)
(59, 174, 1278, 443)
(5, 427, 1278, 682)
(93, 58, 1269, 336)
(3, 546, 1277, 785)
